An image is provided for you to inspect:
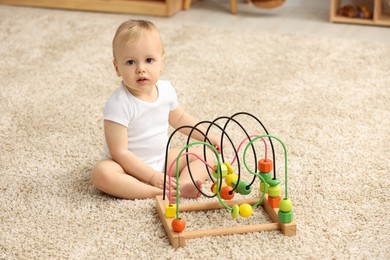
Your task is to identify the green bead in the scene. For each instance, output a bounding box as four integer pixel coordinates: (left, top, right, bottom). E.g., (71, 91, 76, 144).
(260, 172, 272, 183)
(231, 204, 239, 219)
(267, 178, 281, 186)
(237, 180, 252, 195)
(278, 210, 293, 223)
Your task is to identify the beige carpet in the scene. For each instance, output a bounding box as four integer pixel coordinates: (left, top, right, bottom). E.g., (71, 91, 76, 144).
(1, 5, 390, 259)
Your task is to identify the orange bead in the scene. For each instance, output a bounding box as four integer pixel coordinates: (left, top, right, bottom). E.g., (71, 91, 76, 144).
(268, 196, 281, 208)
(258, 159, 272, 173)
(210, 182, 225, 194)
(172, 218, 186, 233)
(210, 182, 216, 193)
(220, 186, 235, 200)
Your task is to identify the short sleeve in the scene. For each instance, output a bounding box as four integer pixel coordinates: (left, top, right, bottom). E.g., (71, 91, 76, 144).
(103, 87, 132, 127)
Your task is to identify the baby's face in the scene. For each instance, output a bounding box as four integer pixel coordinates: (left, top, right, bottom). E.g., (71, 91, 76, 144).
(113, 29, 164, 96)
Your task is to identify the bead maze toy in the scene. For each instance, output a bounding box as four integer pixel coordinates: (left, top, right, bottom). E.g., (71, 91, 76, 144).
(155, 112, 296, 247)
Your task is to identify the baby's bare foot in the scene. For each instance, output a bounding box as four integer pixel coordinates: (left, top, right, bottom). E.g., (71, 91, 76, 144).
(180, 180, 203, 199)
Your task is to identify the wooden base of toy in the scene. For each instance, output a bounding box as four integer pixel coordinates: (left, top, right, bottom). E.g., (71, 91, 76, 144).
(156, 194, 296, 248)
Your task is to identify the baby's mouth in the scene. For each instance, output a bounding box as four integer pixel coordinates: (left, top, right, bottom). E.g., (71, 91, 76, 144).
(137, 77, 148, 84)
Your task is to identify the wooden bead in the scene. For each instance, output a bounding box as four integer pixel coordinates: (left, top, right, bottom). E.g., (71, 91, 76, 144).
(231, 204, 239, 219)
(239, 203, 253, 218)
(267, 178, 280, 186)
(225, 173, 238, 187)
(258, 159, 272, 173)
(212, 163, 228, 179)
(278, 210, 293, 223)
(259, 172, 271, 192)
(210, 182, 226, 194)
(260, 182, 269, 192)
(235, 180, 252, 195)
(172, 218, 186, 232)
(278, 198, 293, 212)
(260, 172, 272, 183)
(268, 196, 281, 208)
(223, 161, 235, 175)
(165, 204, 176, 218)
(268, 184, 281, 198)
(220, 185, 235, 200)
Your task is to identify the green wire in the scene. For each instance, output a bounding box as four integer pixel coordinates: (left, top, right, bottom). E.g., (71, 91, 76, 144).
(243, 135, 289, 199)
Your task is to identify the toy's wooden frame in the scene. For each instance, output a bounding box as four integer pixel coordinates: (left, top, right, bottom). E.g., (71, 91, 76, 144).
(156, 194, 296, 248)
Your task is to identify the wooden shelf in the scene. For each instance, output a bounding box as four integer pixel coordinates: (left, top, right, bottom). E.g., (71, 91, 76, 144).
(0, 0, 184, 16)
(330, 0, 390, 27)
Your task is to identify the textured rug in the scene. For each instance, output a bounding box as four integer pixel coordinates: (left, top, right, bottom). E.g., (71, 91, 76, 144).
(1, 5, 389, 259)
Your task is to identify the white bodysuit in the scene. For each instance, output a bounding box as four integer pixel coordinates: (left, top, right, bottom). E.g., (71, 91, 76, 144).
(102, 80, 179, 172)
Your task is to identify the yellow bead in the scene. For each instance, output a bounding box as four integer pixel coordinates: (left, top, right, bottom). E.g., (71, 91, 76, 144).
(165, 204, 176, 218)
(212, 163, 228, 179)
(268, 184, 281, 198)
(260, 182, 269, 192)
(225, 173, 238, 187)
(239, 203, 253, 218)
(278, 198, 293, 212)
(224, 162, 235, 175)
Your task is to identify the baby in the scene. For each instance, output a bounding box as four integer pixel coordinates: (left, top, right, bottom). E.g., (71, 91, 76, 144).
(91, 20, 220, 199)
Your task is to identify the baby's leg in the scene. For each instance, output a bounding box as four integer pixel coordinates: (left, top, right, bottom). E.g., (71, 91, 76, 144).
(167, 147, 215, 199)
(91, 159, 163, 199)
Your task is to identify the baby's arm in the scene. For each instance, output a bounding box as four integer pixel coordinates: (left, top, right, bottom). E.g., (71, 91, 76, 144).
(104, 120, 174, 189)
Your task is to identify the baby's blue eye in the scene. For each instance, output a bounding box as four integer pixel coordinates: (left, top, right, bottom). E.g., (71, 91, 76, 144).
(127, 60, 135, 65)
(146, 58, 154, 64)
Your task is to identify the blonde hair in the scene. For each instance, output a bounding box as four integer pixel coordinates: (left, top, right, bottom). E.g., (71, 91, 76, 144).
(112, 20, 164, 59)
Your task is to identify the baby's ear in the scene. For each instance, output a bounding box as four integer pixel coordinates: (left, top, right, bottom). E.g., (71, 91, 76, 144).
(113, 59, 121, 77)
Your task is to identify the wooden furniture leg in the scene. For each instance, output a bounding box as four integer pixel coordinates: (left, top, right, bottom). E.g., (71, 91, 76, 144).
(183, 0, 191, 10)
(230, 0, 238, 14)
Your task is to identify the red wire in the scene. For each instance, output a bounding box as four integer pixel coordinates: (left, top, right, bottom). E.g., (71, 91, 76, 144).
(230, 135, 268, 165)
